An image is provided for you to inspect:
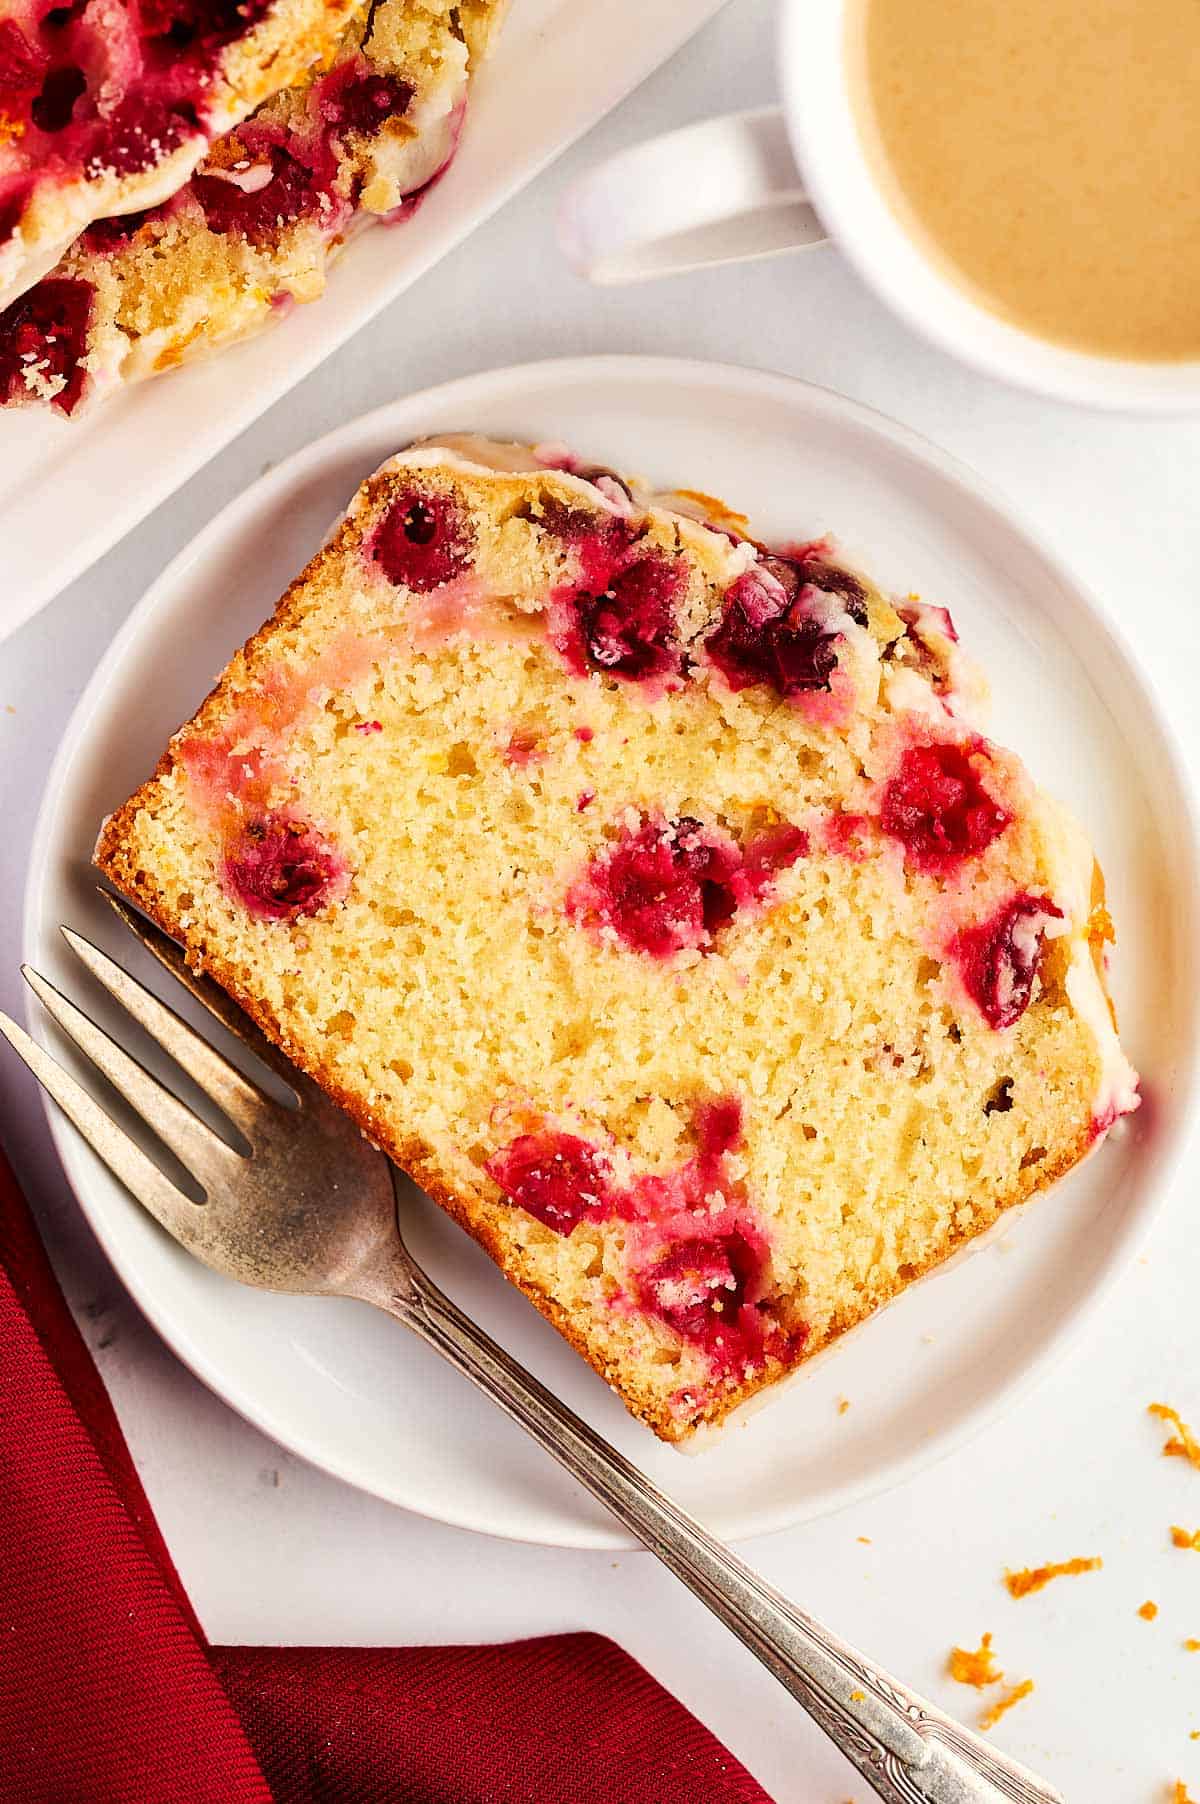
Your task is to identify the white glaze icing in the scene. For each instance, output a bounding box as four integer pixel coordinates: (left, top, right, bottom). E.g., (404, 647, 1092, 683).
(881, 662, 952, 724)
(385, 438, 757, 583)
(1039, 795, 1140, 1127)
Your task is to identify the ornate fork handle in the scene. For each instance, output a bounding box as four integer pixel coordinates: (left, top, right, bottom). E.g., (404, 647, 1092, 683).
(362, 1229, 1062, 1804)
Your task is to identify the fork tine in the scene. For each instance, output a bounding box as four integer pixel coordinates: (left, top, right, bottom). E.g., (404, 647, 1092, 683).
(101, 890, 300, 1093)
(0, 1007, 210, 1256)
(62, 924, 269, 1136)
(22, 964, 241, 1187)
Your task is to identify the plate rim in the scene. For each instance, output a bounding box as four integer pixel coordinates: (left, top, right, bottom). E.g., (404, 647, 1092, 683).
(24, 352, 1200, 1548)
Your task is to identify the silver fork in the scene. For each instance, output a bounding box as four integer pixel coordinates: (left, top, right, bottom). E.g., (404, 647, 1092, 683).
(0, 895, 1063, 1804)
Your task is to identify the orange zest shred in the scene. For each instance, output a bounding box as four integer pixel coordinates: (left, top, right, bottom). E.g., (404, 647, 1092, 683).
(1150, 1403, 1200, 1469)
(978, 1678, 1034, 1732)
(1174, 1784, 1196, 1803)
(948, 1633, 1004, 1689)
(1173, 1526, 1200, 1550)
(1186, 1639, 1200, 1652)
(1003, 1557, 1102, 1598)
(1138, 1600, 1159, 1620)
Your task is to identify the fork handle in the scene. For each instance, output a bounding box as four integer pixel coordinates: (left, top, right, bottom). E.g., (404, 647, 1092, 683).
(366, 1255, 1061, 1804)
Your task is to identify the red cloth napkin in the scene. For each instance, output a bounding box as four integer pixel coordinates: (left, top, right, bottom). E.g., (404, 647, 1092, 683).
(0, 1147, 776, 1804)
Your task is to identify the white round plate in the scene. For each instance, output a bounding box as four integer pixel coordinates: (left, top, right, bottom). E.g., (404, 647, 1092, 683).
(26, 357, 1200, 1549)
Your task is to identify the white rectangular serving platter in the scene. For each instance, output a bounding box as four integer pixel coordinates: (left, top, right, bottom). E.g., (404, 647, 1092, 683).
(0, 0, 728, 640)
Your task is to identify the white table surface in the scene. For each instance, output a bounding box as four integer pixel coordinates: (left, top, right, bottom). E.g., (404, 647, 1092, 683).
(4, 4, 1200, 1798)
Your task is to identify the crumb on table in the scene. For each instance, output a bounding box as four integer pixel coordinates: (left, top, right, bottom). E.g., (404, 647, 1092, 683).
(1139, 1600, 1159, 1621)
(979, 1678, 1034, 1732)
(1150, 1403, 1200, 1469)
(1173, 1526, 1200, 1550)
(947, 1632, 1004, 1688)
(1004, 1556, 1102, 1598)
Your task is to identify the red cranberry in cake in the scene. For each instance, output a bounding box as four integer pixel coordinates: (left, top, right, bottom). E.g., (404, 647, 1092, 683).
(0, 186, 28, 248)
(895, 602, 961, 697)
(593, 1096, 797, 1381)
(318, 62, 414, 138)
(640, 1232, 762, 1356)
(692, 1095, 744, 1167)
(703, 556, 863, 699)
(81, 208, 152, 250)
(567, 816, 737, 957)
(535, 495, 632, 592)
(954, 894, 1064, 1030)
(487, 1096, 784, 1376)
(0, 19, 47, 95)
(787, 557, 870, 626)
(567, 814, 807, 959)
(1090, 1100, 1125, 1142)
(881, 740, 1011, 870)
(486, 1131, 621, 1235)
(103, 97, 197, 178)
(0, 275, 92, 413)
(823, 811, 875, 861)
(555, 549, 685, 687)
(222, 816, 347, 921)
(192, 138, 327, 240)
(30, 64, 86, 134)
(503, 728, 543, 768)
(900, 600, 958, 644)
(371, 487, 475, 592)
(740, 821, 810, 890)
(138, 0, 272, 45)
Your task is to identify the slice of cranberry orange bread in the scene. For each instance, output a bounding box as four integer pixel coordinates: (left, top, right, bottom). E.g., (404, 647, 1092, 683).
(0, 0, 364, 310)
(95, 436, 1138, 1442)
(0, 0, 506, 414)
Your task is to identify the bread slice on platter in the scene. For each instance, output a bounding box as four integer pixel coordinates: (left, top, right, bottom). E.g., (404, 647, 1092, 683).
(0, 0, 368, 309)
(0, 0, 506, 414)
(96, 436, 1138, 1442)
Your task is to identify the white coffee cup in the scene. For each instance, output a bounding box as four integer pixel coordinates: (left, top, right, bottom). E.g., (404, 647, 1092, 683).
(559, 0, 1200, 414)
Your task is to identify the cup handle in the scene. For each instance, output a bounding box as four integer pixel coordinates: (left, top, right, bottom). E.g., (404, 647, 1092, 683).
(558, 105, 828, 285)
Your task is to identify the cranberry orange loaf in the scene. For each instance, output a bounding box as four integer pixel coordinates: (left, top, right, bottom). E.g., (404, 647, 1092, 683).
(0, 0, 505, 414)
(96, 438, 1139, 1441)
(0, 0, 362, 308)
